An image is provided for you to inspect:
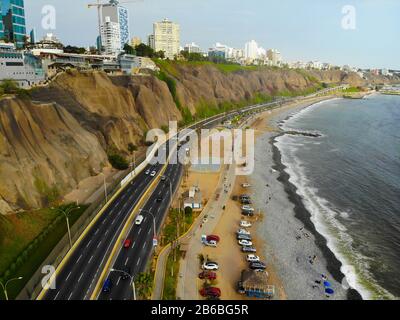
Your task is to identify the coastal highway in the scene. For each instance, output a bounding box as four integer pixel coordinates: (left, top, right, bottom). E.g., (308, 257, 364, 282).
(41, 143, 172, 300)
(37, 86, 344, 300)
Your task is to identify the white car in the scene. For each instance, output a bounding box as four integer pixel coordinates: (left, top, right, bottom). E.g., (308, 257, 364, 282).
(238, 239, 253, 247)
(242, 183, 251, 188)
(246, 254, 260, 262)
(150, 171, 157, 177)
(240, 220, 252, 228)
(237, 229, 251, 235)
(241, 205, 255, 212)
(204, 240, 217, 248)
(135, 215, 144, 225)
(202, 262, 219, 271)
(145, 169, 150, 175)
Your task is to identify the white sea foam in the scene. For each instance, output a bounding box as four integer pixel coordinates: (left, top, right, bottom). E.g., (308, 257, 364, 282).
(275, 122, 396, 300)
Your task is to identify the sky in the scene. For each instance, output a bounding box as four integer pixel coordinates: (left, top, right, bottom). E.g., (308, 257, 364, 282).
(24, 0, 400, 69)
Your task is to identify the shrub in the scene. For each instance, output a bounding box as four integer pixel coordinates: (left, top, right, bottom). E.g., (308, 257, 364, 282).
(108, 153, 129, 170)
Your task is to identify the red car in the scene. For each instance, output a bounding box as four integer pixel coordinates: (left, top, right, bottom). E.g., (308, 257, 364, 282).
(206, 235, 220, 243)
(123, 239, 132, 248)
(200, 287, 221, 298)
(198, 271, 217, 280)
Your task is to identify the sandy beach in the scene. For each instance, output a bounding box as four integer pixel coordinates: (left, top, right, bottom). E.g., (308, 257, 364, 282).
(177, 96, 362, 300)
(249, 97, 359, 300)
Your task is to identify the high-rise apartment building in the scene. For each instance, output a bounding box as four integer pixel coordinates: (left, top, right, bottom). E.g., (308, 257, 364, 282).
(101, 16, 121, 55)
(100, 0, 130, 55)
(267, 49, 282, 65)
(152, 18, 180, 59)
(245, 40, 259, 60)
(0, 0, 26, 48)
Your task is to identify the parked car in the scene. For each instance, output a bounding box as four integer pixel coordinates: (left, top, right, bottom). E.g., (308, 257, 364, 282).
(237, 234, 252, 241)
(240, 194, 251, 199)
(204, 240, 218, 247)
(145, 169, 150, 175)
(198, 271, 217, 280)
(102, 278, 112, 293)
(150, 171, 157, 177)
(238, 239, 253, 247)
(241, 198, 252, 205)
(135, 215, 144, 225)
(246, 254, 260, 262)
(240, 220, 252, 228)
(206, 235, 220, 243)
(123, 239, 132, 249)
(242, 246, 257, 253)
(241, 205, 254, 212)
(242, 183, 251, 188)
(161, 176, 166, 181)
(199, 287, 221, 298)
(156, 196, 163, 202)
(202, 262, 219, 271)
(237, 281, 245, 294)
(249, 261, 267, 270)
(242, 210, 254, 217)
(237, 228, 251, 235)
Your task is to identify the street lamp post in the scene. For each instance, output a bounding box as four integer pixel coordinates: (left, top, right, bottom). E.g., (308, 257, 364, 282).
(110, 269, 136, 300)
(99, 172, 108, 203)
(0, 277, 23, 300)
(140, 209, 157, 240)
(55, 206, 81, 249)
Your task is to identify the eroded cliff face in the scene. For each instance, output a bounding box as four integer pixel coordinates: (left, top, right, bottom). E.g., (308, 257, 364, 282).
(0, 97, 107, 212)
(0, 65, 381, 213)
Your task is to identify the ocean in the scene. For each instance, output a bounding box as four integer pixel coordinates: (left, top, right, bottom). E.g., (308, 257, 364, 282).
(275, 94, 400, 300)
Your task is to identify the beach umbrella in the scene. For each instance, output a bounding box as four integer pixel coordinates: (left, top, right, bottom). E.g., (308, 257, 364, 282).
(323, 281, 332, 287)
(325, 288, 335, 295)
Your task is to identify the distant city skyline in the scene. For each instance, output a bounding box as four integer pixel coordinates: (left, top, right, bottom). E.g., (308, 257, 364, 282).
(24, 0, 400, 69)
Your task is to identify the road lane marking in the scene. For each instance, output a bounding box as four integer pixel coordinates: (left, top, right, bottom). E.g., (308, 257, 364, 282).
(88, 255, 94, 264)
(77, 255, 82, 263)
(125, 257, 129, 266)
(138, 228, 142, 235)
(78, 273, 84, 283)
(68, 292, 73, 300)
(116, 278, 121, 286)
(66, 271, 72, 281)
(136, 257, 141, 266)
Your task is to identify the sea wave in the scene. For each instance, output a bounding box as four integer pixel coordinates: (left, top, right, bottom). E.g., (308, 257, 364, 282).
(275, 131, 396, 300)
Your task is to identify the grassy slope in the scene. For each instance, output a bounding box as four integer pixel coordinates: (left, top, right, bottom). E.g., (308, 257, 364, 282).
(0, 205, 87, 299)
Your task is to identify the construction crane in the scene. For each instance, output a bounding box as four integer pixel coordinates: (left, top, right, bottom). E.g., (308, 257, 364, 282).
(87, 0, 142, 51)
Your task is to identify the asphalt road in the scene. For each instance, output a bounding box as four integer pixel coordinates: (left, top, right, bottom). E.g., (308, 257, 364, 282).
(43, 144, 172, 300)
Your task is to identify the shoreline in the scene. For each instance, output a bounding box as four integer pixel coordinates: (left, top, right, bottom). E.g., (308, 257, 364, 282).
(249, 96, 363, 300)
(270, 134, 362, 300)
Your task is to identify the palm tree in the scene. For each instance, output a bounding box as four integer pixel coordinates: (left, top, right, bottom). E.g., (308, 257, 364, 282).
(135, 272, 153, 299)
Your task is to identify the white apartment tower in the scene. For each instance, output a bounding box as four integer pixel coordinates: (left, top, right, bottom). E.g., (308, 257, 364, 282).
(100, 16, 121, 55)
(152, 18, 180, 59)
(245, 40, 259, 60)
(100, 0, 130, 56)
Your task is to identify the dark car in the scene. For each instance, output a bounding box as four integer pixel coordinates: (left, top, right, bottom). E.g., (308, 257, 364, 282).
(237, 281, 245, 294)
(102, 278, 113, 293)
(237, 234, 252, 241)
(198, 271, 217, 280)
(241, 210, 254, 217)
(249, 262, 267, 270)
(156, 196, 163, 202)
(242, 246, 257, 253)
(199, 287, 221, 298)
(121, 267, 131, 280)
(241, 198, 252, 204)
